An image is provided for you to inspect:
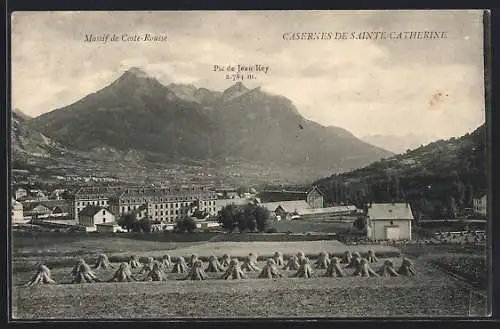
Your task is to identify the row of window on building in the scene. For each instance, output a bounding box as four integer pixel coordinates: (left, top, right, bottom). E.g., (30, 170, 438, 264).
(76, 200, 108, 208)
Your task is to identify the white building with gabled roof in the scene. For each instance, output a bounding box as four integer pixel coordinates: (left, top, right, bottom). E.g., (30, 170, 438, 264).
(473, 194, 487, 216)
(366, 203, 413, 241)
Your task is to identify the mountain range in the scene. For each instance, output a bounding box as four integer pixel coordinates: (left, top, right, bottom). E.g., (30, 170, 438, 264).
(14, 67, 393, 182)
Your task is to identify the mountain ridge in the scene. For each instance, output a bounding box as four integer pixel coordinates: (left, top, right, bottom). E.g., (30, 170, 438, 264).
(25, 67, 393, 181)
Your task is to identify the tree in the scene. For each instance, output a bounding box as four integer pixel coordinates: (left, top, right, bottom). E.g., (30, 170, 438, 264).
(237, 210, 249, 233)
(217, 204, 239, 232)
(217, 203, 270, 233)
(241, 203, 257, 233)
(247, 212, 257, 232)
(174, 217, 197, 233)
(117, 213, 138, 232)
(353, 216, 366, 231)
(254, 205, 270, 232)
(448, 196, 458, 219)
(418, 198, 435, 219)
(138, 217, 152, 232)
(192, 208, 208, 219)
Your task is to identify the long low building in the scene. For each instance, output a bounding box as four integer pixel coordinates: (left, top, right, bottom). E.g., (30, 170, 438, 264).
(295, 205, 360, 220)
(260, 200, 311, 220)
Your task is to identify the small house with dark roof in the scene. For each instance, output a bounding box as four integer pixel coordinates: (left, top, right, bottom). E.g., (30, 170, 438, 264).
(366, 203, 413, 241)
(78, 205, 115, 232)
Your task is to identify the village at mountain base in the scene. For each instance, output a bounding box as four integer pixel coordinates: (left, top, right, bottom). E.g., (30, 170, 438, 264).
(11, 184, 488, 240)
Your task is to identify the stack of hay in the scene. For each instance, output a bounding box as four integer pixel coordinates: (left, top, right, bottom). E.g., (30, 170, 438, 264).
(25, 264, 56, 286)
(144, 262, 167, 281)
(206, 255, 224, 273)
(94, 253, 114, 270)
(241, 253, 260, 272)
(108, 262, 137, 282)
(283, 255, 300, 270)
(259, 258, 283, 279)
(294, 255, 314, 278)
(71, 259, 100, 283)
(315, 251, 330, 269)
(324, 257, 346, 277)
(221, 259, 246, 280)
(172, 256, 188, 274)
(185, 259, 207, 280)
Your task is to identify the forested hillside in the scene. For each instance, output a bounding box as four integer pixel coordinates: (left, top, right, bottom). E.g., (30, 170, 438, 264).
(314, 124, 487, 220)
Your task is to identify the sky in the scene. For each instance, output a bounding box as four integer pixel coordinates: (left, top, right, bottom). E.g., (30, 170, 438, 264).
(11, 10, 486, 143)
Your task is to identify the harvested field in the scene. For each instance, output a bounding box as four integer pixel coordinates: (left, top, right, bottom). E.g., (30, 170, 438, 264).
(12, 234, 207, 258)
(13, 241, 401, 272)
(11, 235, 490, 318)
(14, 257, 410, 285)
(11, 257, 488, 318)
(111, 241, 401, 260)
(14, 284, 481, 319)
(271, 220, 353, 234)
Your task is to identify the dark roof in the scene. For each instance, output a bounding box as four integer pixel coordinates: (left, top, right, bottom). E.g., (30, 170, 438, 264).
(309, 185, 327, 197)
(473, 192, 487, 199)
(257, 191, 307, 202)
(79, 205, 113, 217)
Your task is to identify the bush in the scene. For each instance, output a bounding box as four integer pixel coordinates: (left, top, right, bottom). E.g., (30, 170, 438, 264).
(265, 228, 278, 233)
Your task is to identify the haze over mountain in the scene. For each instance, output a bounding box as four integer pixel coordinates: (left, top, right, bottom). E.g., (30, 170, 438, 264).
(27, 67, 393, 180)
(361, 133, 440, 154)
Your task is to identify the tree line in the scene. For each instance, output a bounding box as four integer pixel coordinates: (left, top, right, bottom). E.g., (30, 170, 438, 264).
(217, 203, 271, 233)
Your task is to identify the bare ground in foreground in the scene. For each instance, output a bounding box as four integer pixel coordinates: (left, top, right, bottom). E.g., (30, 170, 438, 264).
(12, 258, 488, 319)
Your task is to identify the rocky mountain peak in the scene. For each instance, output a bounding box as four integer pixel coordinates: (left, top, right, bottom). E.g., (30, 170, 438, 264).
(124, 67, 151, 78)
(221, 82, 250, 102)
